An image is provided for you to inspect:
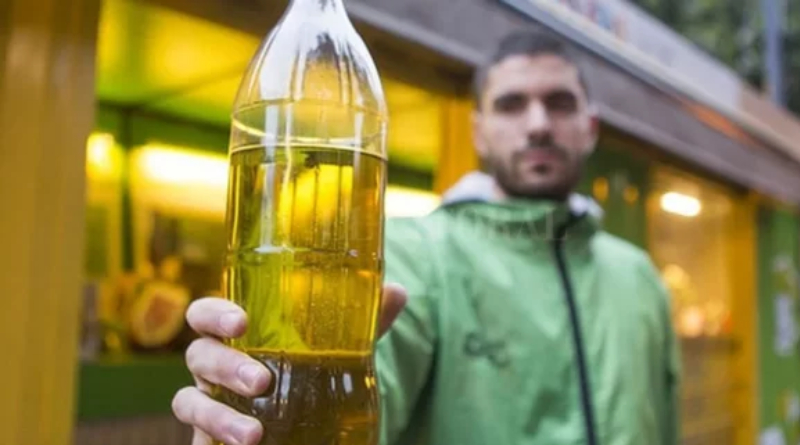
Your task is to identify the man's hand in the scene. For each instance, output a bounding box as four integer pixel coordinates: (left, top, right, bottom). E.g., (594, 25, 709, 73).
(171, 283, 408, 445)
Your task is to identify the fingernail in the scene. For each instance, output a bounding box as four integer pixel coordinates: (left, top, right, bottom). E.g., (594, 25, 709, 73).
(229, 417, 259, 445)
(219, 312, 241, 336)
(238, 363, 265, 389)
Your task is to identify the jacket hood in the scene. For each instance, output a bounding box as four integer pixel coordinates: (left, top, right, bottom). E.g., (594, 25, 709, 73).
(440, 171, 604, 221)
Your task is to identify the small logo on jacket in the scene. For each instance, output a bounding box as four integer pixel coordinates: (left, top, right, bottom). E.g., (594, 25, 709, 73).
(463, 331, 510, 368)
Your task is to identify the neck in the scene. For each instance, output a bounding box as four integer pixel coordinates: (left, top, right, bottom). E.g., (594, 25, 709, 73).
(492, 181, 571, 204)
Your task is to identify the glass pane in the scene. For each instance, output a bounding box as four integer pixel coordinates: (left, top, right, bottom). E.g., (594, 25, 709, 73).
(647, 167, 735, 338)
(646, 165, 742, 444)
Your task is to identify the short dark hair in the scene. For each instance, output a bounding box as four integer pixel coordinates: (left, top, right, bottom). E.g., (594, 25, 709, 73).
(472, 30, 591, 107)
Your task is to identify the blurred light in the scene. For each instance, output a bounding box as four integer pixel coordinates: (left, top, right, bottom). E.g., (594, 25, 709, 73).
(132, 145, 229, 216)
(660, 192, 701, 217)
(134, 145, 440, 218)
(386, 186, 440, 218)
(662, 263, 690, 288)
(592, 177, 608, 202)
(86, 133, 116, 179)
(623, 185, 639, 204)
(138, 145, 228, 188)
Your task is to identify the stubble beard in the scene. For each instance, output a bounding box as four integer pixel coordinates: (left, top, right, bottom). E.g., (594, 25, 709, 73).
(487, 151, 585, 202)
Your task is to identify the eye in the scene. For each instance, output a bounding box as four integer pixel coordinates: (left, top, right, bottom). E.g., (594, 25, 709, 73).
(493, 93, 527, 114)
(544, 91, 578, 114)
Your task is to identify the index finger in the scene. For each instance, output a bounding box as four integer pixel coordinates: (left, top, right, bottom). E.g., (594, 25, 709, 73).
(186, 297, 248, 338)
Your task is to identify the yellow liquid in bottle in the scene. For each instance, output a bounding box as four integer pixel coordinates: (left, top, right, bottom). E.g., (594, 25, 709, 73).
(214, 99, 386, 445)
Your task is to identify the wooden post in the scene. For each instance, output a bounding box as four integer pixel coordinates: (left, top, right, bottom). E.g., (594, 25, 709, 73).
(730, 192, 758, 445)
(0, 0, 100, 444)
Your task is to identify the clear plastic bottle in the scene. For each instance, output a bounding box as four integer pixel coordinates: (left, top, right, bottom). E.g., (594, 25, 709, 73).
(215, 0, 388, 443)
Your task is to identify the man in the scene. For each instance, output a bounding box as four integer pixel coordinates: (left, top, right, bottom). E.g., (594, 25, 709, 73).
(172, 30, 682, 445)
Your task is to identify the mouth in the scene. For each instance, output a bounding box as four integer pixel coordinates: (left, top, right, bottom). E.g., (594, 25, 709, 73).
(530, 163, 553, 174)
(519, 151, 559, 163)
(517, 148, 564, 169)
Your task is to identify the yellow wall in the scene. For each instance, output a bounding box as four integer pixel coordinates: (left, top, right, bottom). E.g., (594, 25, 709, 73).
(435, 96, 479, 194)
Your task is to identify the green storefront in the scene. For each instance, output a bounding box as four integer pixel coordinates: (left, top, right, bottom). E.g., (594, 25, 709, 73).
(757, 208, 800, 444)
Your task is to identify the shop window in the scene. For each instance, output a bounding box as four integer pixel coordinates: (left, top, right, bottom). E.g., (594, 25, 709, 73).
(647, 167, 735, 338)
(646, 165, 754, 445)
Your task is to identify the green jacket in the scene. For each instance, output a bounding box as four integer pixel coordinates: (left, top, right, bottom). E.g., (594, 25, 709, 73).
(376, 172, 681, 445)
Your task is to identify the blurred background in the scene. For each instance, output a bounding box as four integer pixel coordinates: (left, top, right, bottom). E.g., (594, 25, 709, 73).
(4, 0, 800, 444)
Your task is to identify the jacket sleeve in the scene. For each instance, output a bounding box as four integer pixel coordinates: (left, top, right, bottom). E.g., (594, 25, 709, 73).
(376, 218, 440, 445)
(660, 290, 682, 445)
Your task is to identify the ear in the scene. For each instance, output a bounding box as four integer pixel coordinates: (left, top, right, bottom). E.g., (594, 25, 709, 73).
(584, 105, 600, 155)
(472, 109, 488, 159)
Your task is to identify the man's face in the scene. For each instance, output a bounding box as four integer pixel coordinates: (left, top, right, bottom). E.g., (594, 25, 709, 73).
(473, 53, 599, 200)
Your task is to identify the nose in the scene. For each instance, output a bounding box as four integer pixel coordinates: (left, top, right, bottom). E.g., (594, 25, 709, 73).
(525, 101, 552, 137)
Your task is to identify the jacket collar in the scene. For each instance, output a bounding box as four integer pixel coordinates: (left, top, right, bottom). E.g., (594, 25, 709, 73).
(436, 171, 602, 243)
(441, 171, 603, 219)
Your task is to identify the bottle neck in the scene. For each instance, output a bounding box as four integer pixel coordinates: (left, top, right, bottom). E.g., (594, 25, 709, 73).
(288, 0, 346, 16)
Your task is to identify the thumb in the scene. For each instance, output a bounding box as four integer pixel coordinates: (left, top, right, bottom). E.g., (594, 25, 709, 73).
(378, 283, 407, 337)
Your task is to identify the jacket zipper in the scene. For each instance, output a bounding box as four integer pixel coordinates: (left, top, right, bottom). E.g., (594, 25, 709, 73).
(554, 221, 599, 445)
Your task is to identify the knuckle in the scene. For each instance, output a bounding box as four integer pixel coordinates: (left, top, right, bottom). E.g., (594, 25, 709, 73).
(184, 340, 200, 369)
(185, 338, 213, 373)
(171, 387, 195, 423)
(195, 401, 229, 435)
(240, 421, 264, 445)
(185, 299, 210, 329)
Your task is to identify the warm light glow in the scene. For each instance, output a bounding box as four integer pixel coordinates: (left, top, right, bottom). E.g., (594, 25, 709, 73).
(592, 177, 608, 202)
(86, 133, 116, 179)
(132, 145, 229, 216)
(133, 145, 441, 218)
(138, 146, 228, 188)
(660, 192, 701, 217)
(386, 186, 440, 218)
(623, 185, 639, 204)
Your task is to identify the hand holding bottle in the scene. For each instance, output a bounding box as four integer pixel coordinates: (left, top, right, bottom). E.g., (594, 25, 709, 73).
(171, 283, 407, 445)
